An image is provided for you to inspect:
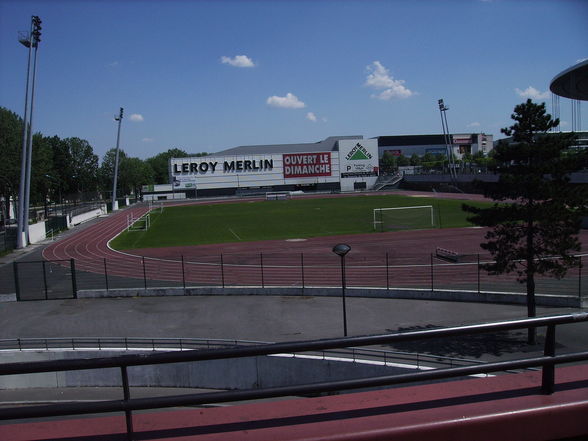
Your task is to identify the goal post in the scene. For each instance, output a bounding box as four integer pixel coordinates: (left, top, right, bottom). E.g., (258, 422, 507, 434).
(373, 205, 436, 231)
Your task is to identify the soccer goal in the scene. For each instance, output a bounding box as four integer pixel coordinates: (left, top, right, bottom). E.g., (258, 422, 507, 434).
(127, 212, 151, 231)
(266, 191, 291, 201)
(373, 205, 436, 231)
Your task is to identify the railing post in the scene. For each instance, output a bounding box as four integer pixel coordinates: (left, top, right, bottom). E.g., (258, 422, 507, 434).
(220, 254, 225, 288)
(181, 255, 186, 294)
(104, 258, 109, 292)
(42, 260, 48, 300)
(541, 324, 556, 394)
(70, 259, 78, 299)
(120, 366, 134, 440)
(142, 257, 147, 292)
(260, 252, 264, 288)
(13, 262, 21, 301)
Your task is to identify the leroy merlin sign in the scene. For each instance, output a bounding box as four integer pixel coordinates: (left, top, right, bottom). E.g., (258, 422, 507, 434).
(345, 143, 373, 161)
(339, 139, 379, 178)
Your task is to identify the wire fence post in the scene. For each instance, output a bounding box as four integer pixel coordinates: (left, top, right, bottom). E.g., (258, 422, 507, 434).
(301, 253, 305, 291)
(260, 252, 265, 288)
(430, 253, 434, 292)
(220, 253, 225, 288)
(104, 258, 109, 292)
(13, 262, 21, 301)
(181, 255, 186, 294)
(386, 252, 389, 291)
(579, 256, 583, 301)
(142, 256, 147, 292)
(477, 253, 481, 294)
(42, 260, 48, 300)
(70, 259, 78, 299)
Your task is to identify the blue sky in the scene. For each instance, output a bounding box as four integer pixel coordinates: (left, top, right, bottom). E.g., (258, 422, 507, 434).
(1, 0, 586, 161)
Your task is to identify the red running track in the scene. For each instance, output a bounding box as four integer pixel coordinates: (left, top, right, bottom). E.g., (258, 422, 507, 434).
(41, 193, 588, 291)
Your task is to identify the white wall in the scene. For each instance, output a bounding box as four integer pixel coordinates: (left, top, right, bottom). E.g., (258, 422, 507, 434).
(28, 221, 46, 244)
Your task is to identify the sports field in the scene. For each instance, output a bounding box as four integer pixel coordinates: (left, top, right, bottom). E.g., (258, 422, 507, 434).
(110, 194, 494, 250)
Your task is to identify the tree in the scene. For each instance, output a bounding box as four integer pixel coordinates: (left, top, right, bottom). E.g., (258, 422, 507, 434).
(463, 100, 588, 344)
(146, 148, 189, 184)
(0, 107, 23, 222)
(380, 151, 397, 172)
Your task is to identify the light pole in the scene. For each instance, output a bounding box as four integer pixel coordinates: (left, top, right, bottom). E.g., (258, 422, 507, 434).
(438, 99, 457, 186)
(16, 15, 42, 248)
(332, 243, 351, 336)
(112, 107, 123, 211)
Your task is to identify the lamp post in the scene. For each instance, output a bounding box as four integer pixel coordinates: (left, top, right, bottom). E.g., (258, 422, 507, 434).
(112, 107, 123, 211)
(332, 243, 351, 336)
(438, 99, 457, 186)
(16, 15, 42, 248)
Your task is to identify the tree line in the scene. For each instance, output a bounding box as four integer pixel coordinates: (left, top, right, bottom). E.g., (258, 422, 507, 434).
(0, 106, 206, 220)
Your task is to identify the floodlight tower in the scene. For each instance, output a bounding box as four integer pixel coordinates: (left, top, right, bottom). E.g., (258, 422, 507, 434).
(16, 15, 42, 248)
(438, 99, 457, 185)
(111, 107, 124, 211)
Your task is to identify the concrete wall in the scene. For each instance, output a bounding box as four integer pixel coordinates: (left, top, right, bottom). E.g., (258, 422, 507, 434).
(0, 350, 413, 391)
(28, 221, 46, 244)
(77, 285, 586, 308)
(69, 204, 107, 227)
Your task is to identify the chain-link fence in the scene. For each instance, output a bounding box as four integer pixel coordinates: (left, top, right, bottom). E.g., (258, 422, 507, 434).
(1, 253, 584, 301)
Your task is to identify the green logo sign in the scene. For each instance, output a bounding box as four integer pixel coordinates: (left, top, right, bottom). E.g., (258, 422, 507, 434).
(345, 143, 373, 161)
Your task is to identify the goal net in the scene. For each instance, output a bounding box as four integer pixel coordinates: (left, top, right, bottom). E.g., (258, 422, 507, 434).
(373, 205, 436, 231)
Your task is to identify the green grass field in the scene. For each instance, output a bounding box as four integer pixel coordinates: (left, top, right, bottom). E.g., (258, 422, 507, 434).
(111, 194, 493, 250)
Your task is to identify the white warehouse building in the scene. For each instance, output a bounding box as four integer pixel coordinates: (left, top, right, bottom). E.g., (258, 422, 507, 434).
(168, 136, 380, 198)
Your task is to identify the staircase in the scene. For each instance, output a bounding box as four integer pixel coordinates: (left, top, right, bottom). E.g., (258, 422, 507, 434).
(373, 172, 403, 191)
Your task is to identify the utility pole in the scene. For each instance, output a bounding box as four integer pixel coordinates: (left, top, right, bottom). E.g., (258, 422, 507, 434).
(112, 107, 123, 211)
(16, 15, 42, 248)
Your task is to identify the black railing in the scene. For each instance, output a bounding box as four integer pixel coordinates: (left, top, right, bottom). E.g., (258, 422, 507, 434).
(0, 313, 587, 440)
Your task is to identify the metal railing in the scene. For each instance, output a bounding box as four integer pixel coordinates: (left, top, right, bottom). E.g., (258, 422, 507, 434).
(0, 337, 485, 371)
(0, 313, 587, 440)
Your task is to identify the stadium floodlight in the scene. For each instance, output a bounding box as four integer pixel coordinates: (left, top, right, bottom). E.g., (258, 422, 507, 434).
(16, 15, 42, 249)
(112, 107, 124, 211)
(332, 243, 351, 337)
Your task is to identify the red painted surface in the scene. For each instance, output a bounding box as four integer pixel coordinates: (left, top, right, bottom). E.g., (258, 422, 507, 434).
(3, 364, 588, 440)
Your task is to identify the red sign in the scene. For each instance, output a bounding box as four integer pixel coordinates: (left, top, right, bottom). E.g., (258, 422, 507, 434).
(283, 152, 332, 178)
(385, 149, 402, 156)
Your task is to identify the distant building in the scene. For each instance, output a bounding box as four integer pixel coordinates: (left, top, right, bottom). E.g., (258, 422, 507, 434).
(376, 133, 493, 160)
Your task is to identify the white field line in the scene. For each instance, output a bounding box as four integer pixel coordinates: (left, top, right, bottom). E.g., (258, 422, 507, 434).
(228, 228, 242, 241)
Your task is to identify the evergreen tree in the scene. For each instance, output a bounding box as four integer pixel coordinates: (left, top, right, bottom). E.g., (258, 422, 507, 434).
(463, 99, 588, 344)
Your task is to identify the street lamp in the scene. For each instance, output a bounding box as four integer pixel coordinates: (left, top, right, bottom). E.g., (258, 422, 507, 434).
(332, 243, 351, 336)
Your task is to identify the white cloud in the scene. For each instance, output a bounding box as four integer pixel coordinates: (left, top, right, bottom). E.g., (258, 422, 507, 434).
(108, 61, 119, 67)
(365, 61, 414, 100)
(221, 55, 255, 68)
(576, 58, 588, 63)
(306, 112, 317, 122)
(515, 86, 549, 100)
(467, 122, 481, 128)
(266, 92, 306, 109)
(129, 114, 144, 122)
(142, 137, 154, 143)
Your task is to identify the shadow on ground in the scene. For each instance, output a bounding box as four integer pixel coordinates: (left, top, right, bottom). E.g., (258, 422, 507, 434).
(385, 324, 560, 358)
